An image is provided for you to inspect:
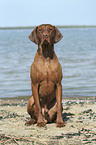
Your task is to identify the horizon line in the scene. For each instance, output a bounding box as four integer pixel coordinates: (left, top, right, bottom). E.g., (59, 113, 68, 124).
(0, 25, 96, 30)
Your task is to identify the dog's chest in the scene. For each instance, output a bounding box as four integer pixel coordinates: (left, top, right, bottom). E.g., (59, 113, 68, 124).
(31, 53, 62, 85)
(37, 59, 58, 81)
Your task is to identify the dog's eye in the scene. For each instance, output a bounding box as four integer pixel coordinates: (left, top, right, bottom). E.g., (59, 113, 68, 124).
(50, 28, 52, 30)
(39, 28, 41, 31)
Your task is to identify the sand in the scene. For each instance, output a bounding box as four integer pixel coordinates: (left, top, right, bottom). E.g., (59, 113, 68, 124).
(0, 96, 96, 145)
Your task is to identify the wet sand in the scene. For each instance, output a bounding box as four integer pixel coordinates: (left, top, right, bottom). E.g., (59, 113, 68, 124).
(0, 96, 96, 144)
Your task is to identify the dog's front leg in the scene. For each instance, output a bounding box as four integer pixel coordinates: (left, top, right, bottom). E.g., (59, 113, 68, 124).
(32, 83, 46, 127)
(56, 83, 65, 127)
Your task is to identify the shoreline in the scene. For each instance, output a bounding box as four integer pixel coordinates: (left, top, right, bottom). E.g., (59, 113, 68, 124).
(0, 95, 96, 101)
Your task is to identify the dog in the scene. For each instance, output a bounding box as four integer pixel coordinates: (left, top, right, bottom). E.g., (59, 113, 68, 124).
(26, 24, 65, 127)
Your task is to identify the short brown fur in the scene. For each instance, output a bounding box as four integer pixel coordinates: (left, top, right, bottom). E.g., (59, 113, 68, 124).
(26, 24, 65, 127)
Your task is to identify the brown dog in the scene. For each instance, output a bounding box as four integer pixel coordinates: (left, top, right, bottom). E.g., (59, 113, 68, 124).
(26, 24, 65, 127)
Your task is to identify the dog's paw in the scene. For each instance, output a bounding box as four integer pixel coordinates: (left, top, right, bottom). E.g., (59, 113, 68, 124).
(57, 121, 65, 128)
(37, 121, 46, 127)
(25, 119, 36, 126)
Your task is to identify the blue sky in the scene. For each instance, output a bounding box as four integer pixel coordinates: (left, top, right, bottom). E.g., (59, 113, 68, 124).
(0, 0, 96, 27)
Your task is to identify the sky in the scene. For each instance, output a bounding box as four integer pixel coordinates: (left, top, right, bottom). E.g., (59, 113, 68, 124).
(0, 0, 96, 27)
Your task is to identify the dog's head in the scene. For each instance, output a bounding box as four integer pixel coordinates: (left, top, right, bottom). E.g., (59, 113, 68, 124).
(29, 24, 63, 58)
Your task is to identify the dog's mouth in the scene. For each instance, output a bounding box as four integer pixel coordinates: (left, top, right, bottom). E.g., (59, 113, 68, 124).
(42, 40, 53, 59)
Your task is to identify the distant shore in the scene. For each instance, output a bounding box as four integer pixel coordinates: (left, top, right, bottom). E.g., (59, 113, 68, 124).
(0, 25, 96, 30)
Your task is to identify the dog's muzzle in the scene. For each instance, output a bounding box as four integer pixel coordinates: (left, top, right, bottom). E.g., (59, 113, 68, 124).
(42, 40, 53, 59)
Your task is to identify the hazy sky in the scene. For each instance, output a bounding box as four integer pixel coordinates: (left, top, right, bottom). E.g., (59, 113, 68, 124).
(0, 0, 96, 27)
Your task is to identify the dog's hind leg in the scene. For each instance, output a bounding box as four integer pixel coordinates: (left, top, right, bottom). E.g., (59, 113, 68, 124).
(44, 102, 57, 122)
(25, 95, 37, 125)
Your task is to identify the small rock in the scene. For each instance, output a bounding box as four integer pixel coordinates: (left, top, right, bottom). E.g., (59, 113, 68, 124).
(82, 109, 92, 114)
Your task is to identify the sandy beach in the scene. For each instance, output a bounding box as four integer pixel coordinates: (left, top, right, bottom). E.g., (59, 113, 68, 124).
(0, 96, 96, 145)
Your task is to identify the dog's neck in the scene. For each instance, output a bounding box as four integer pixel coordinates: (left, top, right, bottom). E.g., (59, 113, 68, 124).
(38, 43, 54, 59)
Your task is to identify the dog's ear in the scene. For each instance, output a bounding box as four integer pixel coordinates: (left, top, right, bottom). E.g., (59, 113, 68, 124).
(29, 27, 38, 44)
(54, 27, 63, 43)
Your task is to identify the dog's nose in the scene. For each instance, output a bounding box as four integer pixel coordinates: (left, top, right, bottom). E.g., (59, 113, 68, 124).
(43, 32, 48, 37)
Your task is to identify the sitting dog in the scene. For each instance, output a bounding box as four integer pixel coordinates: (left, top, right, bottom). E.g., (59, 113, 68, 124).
(26, 24, 65, 127)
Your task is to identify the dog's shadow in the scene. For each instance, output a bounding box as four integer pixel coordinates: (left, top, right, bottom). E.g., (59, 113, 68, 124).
(62, 112, 75, 122)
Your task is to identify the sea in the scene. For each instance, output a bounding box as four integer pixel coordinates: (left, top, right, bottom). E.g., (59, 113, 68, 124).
(0, 28, 96, 98)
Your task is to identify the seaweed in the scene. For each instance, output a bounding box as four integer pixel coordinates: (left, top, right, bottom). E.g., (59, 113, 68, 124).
(0, 134, 48, 145)
(0, 110, 23, 120)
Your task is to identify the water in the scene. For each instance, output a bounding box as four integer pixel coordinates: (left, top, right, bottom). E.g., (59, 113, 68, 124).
(0, 28, 96, 98)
